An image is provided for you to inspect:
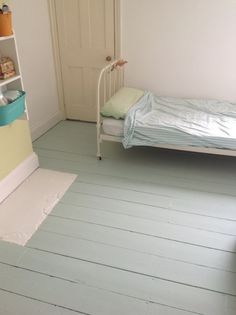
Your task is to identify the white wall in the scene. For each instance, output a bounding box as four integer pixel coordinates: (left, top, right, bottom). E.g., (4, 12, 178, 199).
(11, 0, 63, 140)
(121, 0, 236, 101)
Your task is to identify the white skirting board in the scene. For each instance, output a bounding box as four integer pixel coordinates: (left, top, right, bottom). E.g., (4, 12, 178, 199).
(31, 111, 64, 141)
(0, 153, 39, 204)
(0, 168, 77, 246)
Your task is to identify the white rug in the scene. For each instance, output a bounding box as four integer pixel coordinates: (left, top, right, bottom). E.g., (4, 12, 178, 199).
(0, 169, 77, 246)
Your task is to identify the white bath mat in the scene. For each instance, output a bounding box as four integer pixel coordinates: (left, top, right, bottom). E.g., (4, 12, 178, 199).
(0, 168, 77, 246)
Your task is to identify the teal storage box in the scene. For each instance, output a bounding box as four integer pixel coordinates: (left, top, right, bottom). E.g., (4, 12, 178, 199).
(0, 91, 26, 126)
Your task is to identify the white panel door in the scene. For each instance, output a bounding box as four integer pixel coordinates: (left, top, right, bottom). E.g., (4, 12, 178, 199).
(55, 0, 115, 121)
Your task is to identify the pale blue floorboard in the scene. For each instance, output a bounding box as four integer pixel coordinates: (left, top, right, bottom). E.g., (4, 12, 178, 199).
(0, 290, 81, 315)
(1, 121, 236, 315)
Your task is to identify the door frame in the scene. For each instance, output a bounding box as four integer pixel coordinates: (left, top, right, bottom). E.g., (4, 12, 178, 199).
(47, 0, 121, 118)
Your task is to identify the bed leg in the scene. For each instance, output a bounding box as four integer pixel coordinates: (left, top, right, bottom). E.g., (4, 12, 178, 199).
(97, 150, 102, 161)
(97, 147, 102, 161)
(97, 128, 102, 161)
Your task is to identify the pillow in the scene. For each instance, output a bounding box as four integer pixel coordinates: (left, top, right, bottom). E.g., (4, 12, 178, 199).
(101, 87, 144, 119)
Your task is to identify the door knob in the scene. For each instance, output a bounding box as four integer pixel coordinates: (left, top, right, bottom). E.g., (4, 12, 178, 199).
(106, 56, 112, 62)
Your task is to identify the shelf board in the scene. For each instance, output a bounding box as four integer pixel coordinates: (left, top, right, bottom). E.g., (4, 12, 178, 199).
(0, 75, 21, 87)
(0, 35, 14, 41)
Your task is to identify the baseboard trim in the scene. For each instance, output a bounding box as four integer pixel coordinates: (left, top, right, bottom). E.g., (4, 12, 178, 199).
(31, 111, 65, 141)
(0, 152, 39, 204)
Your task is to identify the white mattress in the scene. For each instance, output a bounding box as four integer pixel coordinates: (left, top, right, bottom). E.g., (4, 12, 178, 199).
(102, 118, 124, 136)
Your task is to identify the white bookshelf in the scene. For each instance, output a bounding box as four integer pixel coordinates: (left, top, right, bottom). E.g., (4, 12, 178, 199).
(0, 32, 28, 118)
(0, 32, 39, 203)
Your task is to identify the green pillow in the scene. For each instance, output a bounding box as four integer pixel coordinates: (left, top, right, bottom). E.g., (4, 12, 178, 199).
(101, 87, 144, 119)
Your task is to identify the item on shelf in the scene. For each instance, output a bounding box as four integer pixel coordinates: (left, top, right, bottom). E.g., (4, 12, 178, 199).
(0, 56, 14, 72)
(0, 56, 15, 80)
(0, 90, 8, 106)
(3, 90, 21, 102)
(0, 2, 12, 37)
(0, 91, 25, 126)
(0, 69, 15, 79)
(2, 4, 10, 13)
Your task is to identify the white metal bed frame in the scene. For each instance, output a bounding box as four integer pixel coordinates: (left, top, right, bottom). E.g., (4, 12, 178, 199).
(97, 59, 236, 159)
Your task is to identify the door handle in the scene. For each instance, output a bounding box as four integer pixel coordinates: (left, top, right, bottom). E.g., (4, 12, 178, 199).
(106, 56, 112, 62)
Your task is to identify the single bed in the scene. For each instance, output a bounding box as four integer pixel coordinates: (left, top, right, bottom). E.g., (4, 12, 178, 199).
(97, 60, 236, 159)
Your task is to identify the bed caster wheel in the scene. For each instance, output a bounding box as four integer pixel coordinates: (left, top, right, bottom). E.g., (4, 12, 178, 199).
(98, 156, 102, 161)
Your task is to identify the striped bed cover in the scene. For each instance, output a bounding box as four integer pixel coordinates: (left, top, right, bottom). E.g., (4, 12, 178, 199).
(123, 92, 236, 151)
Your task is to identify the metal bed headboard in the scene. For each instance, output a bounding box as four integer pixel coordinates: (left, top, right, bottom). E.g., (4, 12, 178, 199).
(97, 60, 127, 159)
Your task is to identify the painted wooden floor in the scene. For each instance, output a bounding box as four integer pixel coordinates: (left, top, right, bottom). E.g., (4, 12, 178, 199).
(1, 120, 236, 315)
